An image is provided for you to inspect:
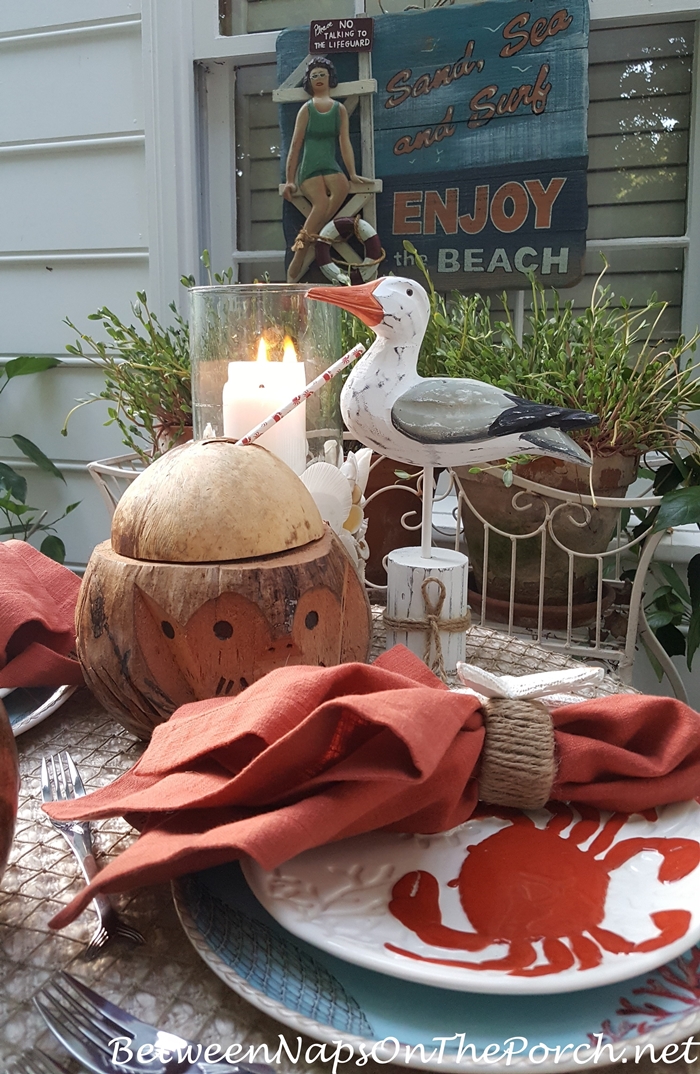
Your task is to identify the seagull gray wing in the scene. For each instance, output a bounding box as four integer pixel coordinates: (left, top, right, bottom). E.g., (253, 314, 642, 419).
(391, 379, 528, 444)
(392, 380, 599, 445)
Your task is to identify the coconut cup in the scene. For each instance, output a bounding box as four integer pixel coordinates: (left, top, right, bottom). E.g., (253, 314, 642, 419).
(76, 440, 372, 739)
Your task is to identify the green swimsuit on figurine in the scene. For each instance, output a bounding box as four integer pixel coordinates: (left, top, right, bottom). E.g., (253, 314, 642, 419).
(297, 100, 343, 185)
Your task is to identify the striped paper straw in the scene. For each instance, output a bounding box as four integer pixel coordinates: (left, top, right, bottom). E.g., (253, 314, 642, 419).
(236, 342, 366, 447)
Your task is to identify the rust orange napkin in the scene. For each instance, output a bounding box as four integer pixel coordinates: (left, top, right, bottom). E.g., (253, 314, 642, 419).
(0, 540, 83, 688)
(45, 645, 700, 928)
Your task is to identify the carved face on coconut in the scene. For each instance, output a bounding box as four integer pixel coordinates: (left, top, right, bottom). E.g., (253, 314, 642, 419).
(77, 524, 372, 740)
(134, 586, 344, 707)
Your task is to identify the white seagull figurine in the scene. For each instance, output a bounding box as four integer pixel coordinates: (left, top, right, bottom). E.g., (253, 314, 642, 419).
(307, 276, 598, 470)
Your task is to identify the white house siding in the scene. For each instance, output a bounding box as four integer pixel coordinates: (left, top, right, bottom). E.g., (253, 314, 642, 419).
(0, 1, 147, 571)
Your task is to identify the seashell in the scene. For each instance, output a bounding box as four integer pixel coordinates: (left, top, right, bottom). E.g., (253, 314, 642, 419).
(343, 503, 364, 534)
(356, 536, 370, 562)
(300, 462, 352, 533)
(336, 527, 361, 568)
(354, 448, 373, 495)
(340, 455, 358, 486)
(324, 439, 342, 467)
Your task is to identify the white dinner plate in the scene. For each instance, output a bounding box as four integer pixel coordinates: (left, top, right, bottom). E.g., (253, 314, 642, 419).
(243, 801, 700, 995)
(3, 685, 77, 736)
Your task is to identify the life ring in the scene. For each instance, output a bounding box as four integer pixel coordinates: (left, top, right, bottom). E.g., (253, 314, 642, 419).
(316, 216, 385, 286)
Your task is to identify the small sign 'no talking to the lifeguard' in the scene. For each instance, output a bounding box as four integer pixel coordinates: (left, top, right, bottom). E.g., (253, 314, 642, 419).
(309, 18, 374, 53)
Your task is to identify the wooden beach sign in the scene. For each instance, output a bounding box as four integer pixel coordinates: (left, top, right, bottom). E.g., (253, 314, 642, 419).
(277, 0, 588, 290)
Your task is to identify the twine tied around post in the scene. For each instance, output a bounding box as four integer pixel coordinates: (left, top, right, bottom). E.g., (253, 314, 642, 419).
(383, 577, 471, 681)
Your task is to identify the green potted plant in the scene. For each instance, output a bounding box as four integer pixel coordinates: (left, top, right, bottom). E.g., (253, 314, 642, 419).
(62, 293, 192, 463)
(0, 357, 79, 562)
(633, 444, 700, 675)
(62, 255, 237, 509)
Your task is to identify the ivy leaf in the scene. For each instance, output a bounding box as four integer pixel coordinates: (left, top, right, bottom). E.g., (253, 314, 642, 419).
(0, 523, 29, 536)
(687, 611, 700, 672)
(655, 622, 687, 658)
(652, 462, 684, 496)
(657, 563, 691, 606)
(10, 435, 65, 482)
(646, 608, 676, 631)
(0, 462, 27, 502)
(40, 535, 66, 563)
(684, 554, 700, 671)
(4, 356, 61, 379)
(653, 487, 700, 532)
(688, 553, 700, 607)
(0, 497, 31, 517)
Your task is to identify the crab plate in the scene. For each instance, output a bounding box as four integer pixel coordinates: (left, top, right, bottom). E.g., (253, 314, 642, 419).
(244, 801, 700, 995)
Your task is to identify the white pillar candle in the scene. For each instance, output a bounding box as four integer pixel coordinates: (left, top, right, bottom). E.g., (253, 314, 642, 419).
(223, 337, 307, 474)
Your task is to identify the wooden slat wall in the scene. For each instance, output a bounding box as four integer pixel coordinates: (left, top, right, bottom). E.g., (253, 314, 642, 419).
(0, 2, 146, 571)
(582, 21, 693, 335)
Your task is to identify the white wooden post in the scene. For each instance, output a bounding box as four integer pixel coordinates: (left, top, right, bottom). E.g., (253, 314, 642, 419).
(385, 547, 470, 672)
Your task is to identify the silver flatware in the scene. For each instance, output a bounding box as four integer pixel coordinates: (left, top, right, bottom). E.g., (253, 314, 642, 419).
(4, 1047, 72, 1074)
(34, 972, 271, 1074)
(40, 751, 144, 958)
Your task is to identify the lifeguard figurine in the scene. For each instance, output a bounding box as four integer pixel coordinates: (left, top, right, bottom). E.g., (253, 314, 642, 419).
(283, 57, 370, 283)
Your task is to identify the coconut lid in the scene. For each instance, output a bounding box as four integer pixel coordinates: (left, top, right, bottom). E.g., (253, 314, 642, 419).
(111, 441, 325, 562)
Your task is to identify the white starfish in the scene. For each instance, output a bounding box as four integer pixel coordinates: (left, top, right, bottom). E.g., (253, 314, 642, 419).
(456, 663, 605, 701)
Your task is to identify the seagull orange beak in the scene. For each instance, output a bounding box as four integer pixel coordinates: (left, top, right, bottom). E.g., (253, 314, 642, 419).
(307, 280, 384, 327)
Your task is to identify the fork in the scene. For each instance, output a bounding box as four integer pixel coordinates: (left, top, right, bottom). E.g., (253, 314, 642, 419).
(41, 752, 144, 958)
(4, 1049, 72, 1074)
(34, 972, 272, 1074)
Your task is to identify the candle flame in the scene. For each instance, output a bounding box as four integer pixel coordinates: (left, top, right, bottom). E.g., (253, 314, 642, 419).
(256, 337, 269, 363)
(282, 336, 298, 364)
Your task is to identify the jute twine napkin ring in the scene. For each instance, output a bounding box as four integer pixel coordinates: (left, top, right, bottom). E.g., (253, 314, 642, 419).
(383, 578, 471, 681)
(478, 697, 556, 810)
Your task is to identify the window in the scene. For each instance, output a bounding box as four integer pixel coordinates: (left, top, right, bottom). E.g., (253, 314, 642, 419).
(573, 21, 694, 338)
(234, 63, 285, 282)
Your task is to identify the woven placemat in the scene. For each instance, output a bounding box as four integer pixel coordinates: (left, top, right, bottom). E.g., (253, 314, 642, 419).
(1, 621, 641, 1074)
(370, 606, 639, 698)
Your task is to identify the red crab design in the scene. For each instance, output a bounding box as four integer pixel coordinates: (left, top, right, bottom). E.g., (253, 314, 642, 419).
(386, 804, 700, 977)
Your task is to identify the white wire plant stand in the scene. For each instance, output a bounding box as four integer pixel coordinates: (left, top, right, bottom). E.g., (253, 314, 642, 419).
(87, 454, 147, 515)
(448, 467, 685, 702)
(87, 449, 684, 702)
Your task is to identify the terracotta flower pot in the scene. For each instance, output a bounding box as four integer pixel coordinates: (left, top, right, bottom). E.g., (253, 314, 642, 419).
(154, 423, 194, 455)
(455, 453, 638, 620)
(468, 581, 616, 631)
(0, 700, 20, 883)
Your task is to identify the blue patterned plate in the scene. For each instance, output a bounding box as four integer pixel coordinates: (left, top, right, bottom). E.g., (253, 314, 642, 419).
(2, 685, 77, 736)
(173, 863, 700, 1072)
